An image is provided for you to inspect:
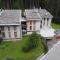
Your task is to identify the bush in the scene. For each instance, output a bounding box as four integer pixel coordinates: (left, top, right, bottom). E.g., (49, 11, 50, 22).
(28, 32, 39, 48)
(22, 32, 40, 52)
(5, 57, 14, 60)
(41, 39, 48, 54)
(22, 45, 30, 52)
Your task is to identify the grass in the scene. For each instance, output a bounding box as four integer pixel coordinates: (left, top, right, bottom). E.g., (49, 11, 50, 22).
(52, 23, 60, 30)
(0, 36, 44, 60)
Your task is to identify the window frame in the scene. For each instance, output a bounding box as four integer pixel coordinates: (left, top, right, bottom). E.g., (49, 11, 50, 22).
(14, 32, 17, 37)
(30, 26, 32, 30)
(8, 32, 11, 38)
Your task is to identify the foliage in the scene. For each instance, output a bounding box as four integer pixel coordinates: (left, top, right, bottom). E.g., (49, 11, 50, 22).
(41, 39, 48, 54)
(52, 18, 60, 24)
(5, 57, 14, 60)
(0, 0, 60, 19)
(22, 32, 40, 52)
(52, 23, 60, 30)
(0, 36, 44, 60)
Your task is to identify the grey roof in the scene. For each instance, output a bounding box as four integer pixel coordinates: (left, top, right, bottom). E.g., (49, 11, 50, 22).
(0, 10, 21, 25)
(38, 9, 53, 18)
(25, 8, 53, 20)
(40, 41, 60, 60)
(25, 9, 41, 20)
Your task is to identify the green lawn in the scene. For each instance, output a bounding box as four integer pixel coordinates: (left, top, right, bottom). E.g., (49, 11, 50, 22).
(0, 36, 44, 60)
(52, 23, 60, 29)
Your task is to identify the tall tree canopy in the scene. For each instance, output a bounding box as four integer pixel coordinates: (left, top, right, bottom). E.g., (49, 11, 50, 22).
(0, 0, 60, 18)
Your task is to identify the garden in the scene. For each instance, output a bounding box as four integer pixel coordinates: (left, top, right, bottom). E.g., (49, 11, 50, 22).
(0, 32, 47, 60)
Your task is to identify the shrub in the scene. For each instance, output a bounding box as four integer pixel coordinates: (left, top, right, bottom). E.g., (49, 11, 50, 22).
(22, 45, 30, 52)
(28, 32, 39, 48)
(22, 32, 40, 52)
(5, 57, 14, 60)
(41, 39, 48, 54)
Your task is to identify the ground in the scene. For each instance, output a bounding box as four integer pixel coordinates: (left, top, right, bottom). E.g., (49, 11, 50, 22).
(0, 36, 44, 60)
(47, 40, 57, 50)
(52, 23, 60, 29)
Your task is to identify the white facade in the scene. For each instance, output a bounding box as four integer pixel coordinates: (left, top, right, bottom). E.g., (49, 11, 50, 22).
(26, 18, 52, 35)
(0, 9, 54, 39)
(1, 25, 21, 39)
(26, 20, 40, 34)
(0, 10, 22, 39)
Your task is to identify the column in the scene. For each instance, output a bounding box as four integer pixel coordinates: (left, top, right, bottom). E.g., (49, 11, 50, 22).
(17, 26, 21, 38)
(4, 27, 9, 39)
(10, 26, 14, 38)
(42, 19, 44, 28)
(45, 18, 47, 27)
(48, 19, 51, 28)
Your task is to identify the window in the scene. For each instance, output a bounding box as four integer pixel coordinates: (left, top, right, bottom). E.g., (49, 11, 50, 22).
(0, 30, 1, 35)
(8, 32, 11, 37)
(2, 32, 5, 38)
(8, 27, 10, 31)
(41, 21, 42, 24)
(1, 26, 4, 31)
(40, 25, 42, 28)
(14, 26, 17, 31)
(0, 26, 4, 31)
(40, 21, 42, 28)
(30, 26, 32, 30)
(33, 21, 36, 25)
(30, 21, 32, 25)
(14, 32, 17, 37)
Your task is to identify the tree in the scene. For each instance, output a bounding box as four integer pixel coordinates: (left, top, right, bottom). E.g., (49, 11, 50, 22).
(22, 32, 40, 52)
(1, 0, 60, 20)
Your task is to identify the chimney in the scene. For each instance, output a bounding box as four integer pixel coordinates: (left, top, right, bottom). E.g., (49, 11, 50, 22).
(0, 9, 2, 16)
(39, 7, 41, 10)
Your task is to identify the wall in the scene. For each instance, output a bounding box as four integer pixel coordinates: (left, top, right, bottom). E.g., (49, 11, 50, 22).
(26, 20, 41, 34)
(4, 26, 9, 39)
(26, 18, 52, 35)
(4, 25, 21, 39)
